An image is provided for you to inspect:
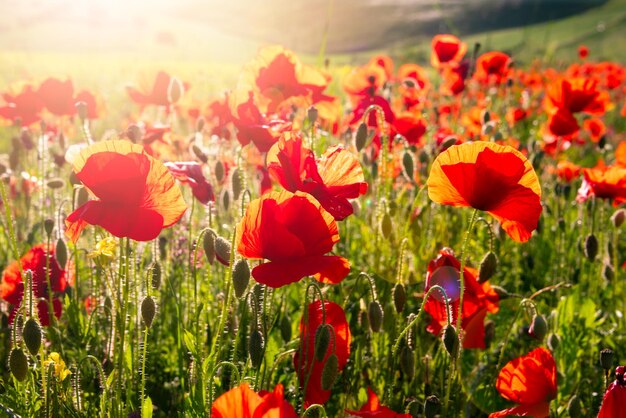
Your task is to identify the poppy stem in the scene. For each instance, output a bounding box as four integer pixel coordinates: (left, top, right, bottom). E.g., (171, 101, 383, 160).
(456, 209, 479, 348)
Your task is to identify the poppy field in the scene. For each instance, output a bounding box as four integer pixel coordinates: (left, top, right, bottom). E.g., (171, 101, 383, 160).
(1, 28, 626, 418)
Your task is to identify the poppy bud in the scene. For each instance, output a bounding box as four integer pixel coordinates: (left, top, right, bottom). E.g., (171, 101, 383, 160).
(393, 283, 406, 313)
(418, 149, 429, 164)
(406, 400, 420, 417)
(547, 333, 560, 351)
(307, 106, 318, 125)
(380, 213, 392, 239)
(355, 122, 368, 152)
(314, 324, 332, 362)
(320, 353, 338, 391)
(221, 189, 230, 212)
(167, 77, 184, 104)
(202, 229, 217, 265)
(43, 218, 54, 238)
(231, 168, 243, 201)
(76, 186, 89, 208)
(280, 314, 292, 342)
(55, 238, 68, 270)
(359, 310, 369, 329)
(399, 346, 415, 380)
(232, 259, 250, 298)
(440, 136, 458, 151)
(214, 235, 231, 266)
(23, 318, 42, 356)
(9, 149, 19, 171)
(442, 325, 458, 358)
(484, 320, 496, 347)
(567, 395, 583, 418)
(611, 209, 625, 228)
(490, 285, 510, 299)
(141, 296, 156, 328)
(127, 124, 142, 143)
(248, 329, 265, 368)
(600, 348, 614, 370)
(191, 144, 208, 164)
(478, 251, 498, 283)
(9, 348, 29, 382)
(75, 101, 88, 120)
(368, 301, 383, 333)
(149, 261, 162, 289)
(196, 116, 206, 133)
(402, 151, 415, 181)
(424, 395, 441, 418)
(47, 177, 65, 190)
(584, 234, 598, 261)
(529, 314, 548, 341)
(602, 263, 614, 281)
(214, 161, 225, 182)
(482, 110, 491, 124)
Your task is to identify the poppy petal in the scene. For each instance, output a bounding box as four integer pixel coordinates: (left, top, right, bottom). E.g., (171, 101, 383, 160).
(252, 255, 349, 288)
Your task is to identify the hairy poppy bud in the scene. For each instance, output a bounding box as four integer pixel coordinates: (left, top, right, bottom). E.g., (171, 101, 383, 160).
(547, 333, 560, 351)
(402, 151, 414, 181)
(490, 285, 510, 299)
(248, 329, 265, 368)
(141, 296, 156, 328)
(215, 161, 225, 182)
(424, 395, 441, 418)
(75, 101, 88, 120)
(231, 168, 243, 201)
(584, 234, 598, 261)
(368, 301, 384, 333)
(214, 235, 231, 266)
(55, 238, 68, 270)
(76, 186, 89, 208)
(221, 189, 231, 212)
(320, 353, 338, 391)
(355, 122, 368, 152)
(484, 320, 496, 347)
(314, 324, 332, 362)
(47, 177, 65, 190)
(202, 229, 217, 265)
(127, 124, 142, 143)
(478, 251, 498, 283)
(43, 218, 54, 238)
(149, 261, 162, 289)
(167, 77, 184, 104)
(442, 325, 459, 358)
(611, 209, 625, 228)
(399, 346, 415, 380)
(9, 348, 29, 382)
(393, 283, 406, 313)
(191, 144, 208, 164)
(23, 318, 42, 356)
(307, 106, 318, 125)
(482, 110, 491, 124)
(567, 395, 583, 418)
(380, 213, 392, 239)
(196, 116, 206, 133)
(232, 259, 250, 298)
(600, 348, 614, 370)
(529, 314, 548, 341)
(280, 314, 292, 342)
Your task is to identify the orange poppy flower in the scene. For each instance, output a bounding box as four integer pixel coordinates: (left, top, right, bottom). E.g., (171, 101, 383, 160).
(236, 190, 350, 288)
(427, 142, 542, 242)
(554, 160, 581, 183)
(424, 248, 499, 349)
(212, 383, 297, 418)
(65, 140, 187, 242)
(345, 388, 411, 418)
(615, 141, 626, 167)
(343, 63, 388, 99)
(369, 54, 394, 80)
(37, 77, 76, 116)
(583, 117, 606, 142)
(544, 77, 608, 116)
(440, 62, 469, 96)
(490, 347, 557, 418)
(431, 34, 467, 68)
(1, 244, 70, 326)
(474, 52, 512, 85)
(598, 366, 626, 418)
(126, 71, 188, 108)
(294, 300, 351, 406)
(0, 84, 44, 126)
(267, 132, 367, 220)
(577, 164, 626, 206)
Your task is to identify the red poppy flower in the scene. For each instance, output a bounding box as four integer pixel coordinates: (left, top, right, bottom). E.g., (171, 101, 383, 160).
(598, 366, 626, 418)
(343, 63, 388, 99)
(294, 300, 351, 406)
(546, 107, 580, 138)
(1, 244, 69, 326)
(369, 54, 394, 80)
(346, 388, 411, 418)
(431, 34, 467, 68)
(578, 45, 589, 59)
(424, 248, 499, 349)
(489, 347, 557, 418)
(126, 71, 188, 107)
(74, 90, 101, 119)
(37, 77, 76, 116)
(474, 52, 512, 85)
(440, 62, 469, 96)
(65, 140, 187, 242)
(165, 162, 214, 205)
(0, 85, 44, 126)
(212, 383, 297, 418)
(583, 117, 606, 142)
(236, 190, 350, 288)
(427, 141, 542, 243)
(267, 132, 367, 220)
(394, 112, 427, 146)
(577, 164, 626, 206)
(554, 160, 581, 183)
(544, 78, 608, 116)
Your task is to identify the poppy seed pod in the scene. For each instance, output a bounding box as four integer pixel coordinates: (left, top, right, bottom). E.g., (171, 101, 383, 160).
(248, 329, 264, 369)
(307, 106, 318, 125)
(600, 349, 615, 370)
(314, 324, 332, 362)
(202, 229, 217, 265)
(611, 209, 625, 228)
(584, 234, 598, 261)
(567, 395, 583, 418)
(43, 218, 54, 238)
(442, 325, 459, 358)
(9, 348, 29, 382)
(355, 122, 368, 152)
(55, 238, 68, 270)
(320, 353, 338, 391)
(368, 300, 384, 333)
(393, 283, 406, 313)
(529, 314, 548, 341)
(141, 296, 156, 328)
(478, 251, 498, 283)
(214, 236, 231, 266)
(424, 395, 441, 418)
(232, 259, 250, 298)
(23, 318, 42, 356)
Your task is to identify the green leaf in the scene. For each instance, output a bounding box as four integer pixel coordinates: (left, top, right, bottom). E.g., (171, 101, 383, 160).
(183, 329, 197, 356)
(142, 396, 153, 418)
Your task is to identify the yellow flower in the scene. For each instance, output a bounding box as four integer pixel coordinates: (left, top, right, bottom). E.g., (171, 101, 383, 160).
(88, 237, 118, 266)
(44, 352, 71, 382)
